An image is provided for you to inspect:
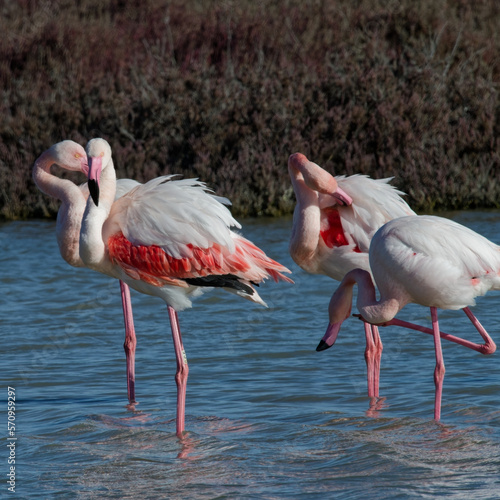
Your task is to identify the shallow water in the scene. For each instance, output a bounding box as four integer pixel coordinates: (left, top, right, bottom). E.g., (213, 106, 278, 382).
(2, 212, 500, 498)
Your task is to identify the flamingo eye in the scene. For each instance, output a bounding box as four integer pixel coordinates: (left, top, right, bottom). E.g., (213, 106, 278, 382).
(74, 153, 81, 159)
(100, 151, 105, 157)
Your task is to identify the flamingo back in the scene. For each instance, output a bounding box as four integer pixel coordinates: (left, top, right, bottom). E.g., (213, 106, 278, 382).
(370, 215, 500, 310)
(104, 176, 240, 259)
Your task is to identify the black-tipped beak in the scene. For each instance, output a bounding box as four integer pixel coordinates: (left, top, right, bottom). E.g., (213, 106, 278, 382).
(316, 339, 332, 352)
(88, 179, 100, 206)
(86, 155, 103, 206)
(316, 322, 341, 352)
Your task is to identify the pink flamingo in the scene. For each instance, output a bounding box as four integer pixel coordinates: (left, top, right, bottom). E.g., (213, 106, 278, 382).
(288, 153, 415, 398)
(79, 138, 293, 436)
(32, 140, 140, 403)
(317, 215, 498, 420)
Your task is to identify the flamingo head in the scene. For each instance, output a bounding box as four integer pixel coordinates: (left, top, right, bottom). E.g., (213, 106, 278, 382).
(48, 140, 88, 173)
(316, 281, 353, 352)
(288, 153, 353, 206)
(85, 138, 112, 206)
(316, 322, 343, 351)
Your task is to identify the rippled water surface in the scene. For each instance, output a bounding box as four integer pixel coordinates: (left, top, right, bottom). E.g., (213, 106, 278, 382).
(2, 212, 500, 498)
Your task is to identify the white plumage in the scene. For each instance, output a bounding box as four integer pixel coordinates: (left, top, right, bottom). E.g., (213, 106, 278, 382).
(107, 176, 240, 259)
(370, 215, 500, 310)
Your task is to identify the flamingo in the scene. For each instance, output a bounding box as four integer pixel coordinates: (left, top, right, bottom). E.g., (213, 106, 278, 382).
(32, 140, 140, 403)
(288, 152, 416, 398)
(79, 138, 293, 436)
(317, 215, 498, 420)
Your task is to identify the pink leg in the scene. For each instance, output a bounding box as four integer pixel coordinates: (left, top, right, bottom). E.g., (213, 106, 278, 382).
(431, 307, 445, 421)
(120, 281, 137, 404)
(363, 323, 383, 398)
(364, 322, 375, 398)
(371, 325, 382, 398)
(384, 307, 496, 355)
(364, 323, 376, 397)
(462, 307, 496, 354)
(167, 305, 189, 437)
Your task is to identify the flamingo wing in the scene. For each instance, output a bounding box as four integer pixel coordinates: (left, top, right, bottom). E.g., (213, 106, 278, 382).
(105, 176, 238, 254)
(103, 176, 291, 290)
(370, 215, 500, 309)
(115, 178, 141, 199)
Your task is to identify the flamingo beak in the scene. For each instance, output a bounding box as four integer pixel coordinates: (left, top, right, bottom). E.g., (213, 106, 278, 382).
(316, 322, 342, 351)
(80, 157, 89, 177)
(332, 187, 353, 206)
(87, 156, 102, 206)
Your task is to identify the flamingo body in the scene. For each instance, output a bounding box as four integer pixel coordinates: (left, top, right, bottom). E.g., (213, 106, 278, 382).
(288, 153, 415, 398)
(320, 215, 499, 419)
(370, 216, 500, 313)
(83, 171, 291, 310)
(80, 138, 292, 434)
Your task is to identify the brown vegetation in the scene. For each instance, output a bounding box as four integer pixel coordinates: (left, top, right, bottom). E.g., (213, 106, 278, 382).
(1, 0, 499, 219)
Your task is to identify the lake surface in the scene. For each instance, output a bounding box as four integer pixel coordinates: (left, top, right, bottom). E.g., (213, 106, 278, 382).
(2, 212, 500, 499)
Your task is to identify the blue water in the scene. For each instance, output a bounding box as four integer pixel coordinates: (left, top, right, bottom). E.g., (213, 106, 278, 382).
(2, 213, 500, 498)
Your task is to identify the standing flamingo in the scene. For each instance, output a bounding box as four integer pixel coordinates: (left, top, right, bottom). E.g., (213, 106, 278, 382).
(32, 140, 140, 403)
(79, 138, 293, 436)
(317, 215, 498, 420)
(288, 153, 416, 398)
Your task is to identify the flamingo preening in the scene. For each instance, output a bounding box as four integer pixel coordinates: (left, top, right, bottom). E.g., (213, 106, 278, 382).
(288, 152, 416, 398)
(79, 138, 293, 435)
(317, 215, 498, 420)
(32, 140, 140, 403)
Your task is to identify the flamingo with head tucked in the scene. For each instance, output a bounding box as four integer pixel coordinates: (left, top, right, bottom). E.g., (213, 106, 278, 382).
(79, 138, 294, 436)
(288, 153, 416, 398)
(32, 140, 140, 403)
(317, 215, 498, 420)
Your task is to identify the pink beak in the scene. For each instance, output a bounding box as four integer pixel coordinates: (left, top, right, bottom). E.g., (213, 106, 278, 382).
(332, 187, 353, 206)
(80, 157, 89, 176)
(87, 156, 103, 206)
(316, 322, 342, 351)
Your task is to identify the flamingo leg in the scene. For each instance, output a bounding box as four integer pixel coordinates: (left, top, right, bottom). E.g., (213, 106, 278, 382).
(383, 308, 496, 355)
(167, 305, 189, 437)
(431, 307, 445, 421)
(364, 322, 375, 398)
(120, 281, 137, 404)
(364, 323, 383, 399)
(372, 325, 382, 398)
(462, 307, 496, 353)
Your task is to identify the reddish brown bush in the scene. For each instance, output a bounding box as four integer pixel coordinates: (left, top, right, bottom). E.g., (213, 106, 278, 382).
(1, 0, 499, 219)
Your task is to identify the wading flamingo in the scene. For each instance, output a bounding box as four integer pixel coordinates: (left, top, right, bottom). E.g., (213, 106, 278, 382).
(288, 153, 416, 398)
(32, 140, 140, 403)
(317, 215, 498, 420)
(79, 138, 293, 436)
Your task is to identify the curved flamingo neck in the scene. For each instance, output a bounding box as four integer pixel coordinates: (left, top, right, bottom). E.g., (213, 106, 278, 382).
(334, 269, 403, 325)
(289, 200, 321, 266)
(33, 149, 87, 267)
(80, 159, 117, 271)
(288, 156, 323, 265)
(32, 150, 82, 204)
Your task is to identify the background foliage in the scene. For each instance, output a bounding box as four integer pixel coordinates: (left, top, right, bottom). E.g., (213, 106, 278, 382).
(1, 0, 499, 219)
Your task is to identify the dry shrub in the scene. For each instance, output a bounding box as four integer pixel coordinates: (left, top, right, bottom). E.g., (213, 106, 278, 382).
(1, 0, 499, 219)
